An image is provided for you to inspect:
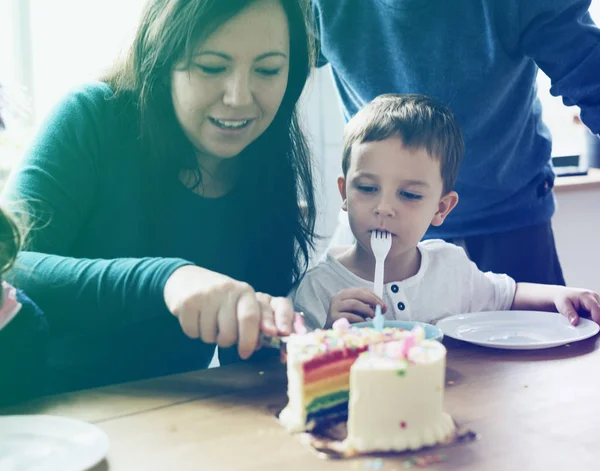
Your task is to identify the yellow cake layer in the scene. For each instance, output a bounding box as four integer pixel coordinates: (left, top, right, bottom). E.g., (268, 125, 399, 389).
(303, 373, 350, 406)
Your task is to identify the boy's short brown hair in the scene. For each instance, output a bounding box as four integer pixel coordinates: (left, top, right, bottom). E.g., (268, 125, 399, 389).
(342, 94, 464, 195)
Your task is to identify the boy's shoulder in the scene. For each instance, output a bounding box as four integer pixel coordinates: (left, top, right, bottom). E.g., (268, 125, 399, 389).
(418, 239, 472, 270)
(416, 240, 478, 285)
(419, 239, 468, 257)
(295, 247, 364, 294)
(303, 249, 352, 280)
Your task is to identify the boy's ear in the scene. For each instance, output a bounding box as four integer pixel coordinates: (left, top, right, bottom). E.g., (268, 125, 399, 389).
(431, 191, 458, 226)
(337, 176, 348, 211)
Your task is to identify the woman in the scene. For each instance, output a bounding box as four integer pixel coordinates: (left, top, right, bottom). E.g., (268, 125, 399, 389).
(1, 0, 316, 395)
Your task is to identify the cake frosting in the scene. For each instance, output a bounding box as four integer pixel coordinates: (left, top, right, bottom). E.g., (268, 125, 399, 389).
(345, 337, 455, 452)
(279, 320, 455, 453)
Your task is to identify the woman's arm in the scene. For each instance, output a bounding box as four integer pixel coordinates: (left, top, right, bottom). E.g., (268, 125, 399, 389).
(1, 83, 191, 331)
(11, 252, 191, 331)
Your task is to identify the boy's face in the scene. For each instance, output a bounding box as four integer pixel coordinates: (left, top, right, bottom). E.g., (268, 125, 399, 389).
(338, 136, 458, 259)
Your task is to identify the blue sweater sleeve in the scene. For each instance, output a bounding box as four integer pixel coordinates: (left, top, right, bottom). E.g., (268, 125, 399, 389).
(517, 0, 600, 134)
(1, 84, 192, 332)
(13, 253, 190, 331)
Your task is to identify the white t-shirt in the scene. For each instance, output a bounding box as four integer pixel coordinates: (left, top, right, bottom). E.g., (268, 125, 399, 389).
(291, 239, 516, 330)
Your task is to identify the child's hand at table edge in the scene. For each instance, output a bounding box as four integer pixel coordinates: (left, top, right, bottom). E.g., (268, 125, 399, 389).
(512, 282, 600, 326)
(553, 287, 600, 325)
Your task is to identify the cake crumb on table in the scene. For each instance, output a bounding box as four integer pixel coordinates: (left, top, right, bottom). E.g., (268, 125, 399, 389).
(364, 458, 384, 469)
(403, 454, 448, 468)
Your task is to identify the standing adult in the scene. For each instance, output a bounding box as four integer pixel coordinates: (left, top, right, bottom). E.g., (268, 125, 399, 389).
(312, 0, 600, 284)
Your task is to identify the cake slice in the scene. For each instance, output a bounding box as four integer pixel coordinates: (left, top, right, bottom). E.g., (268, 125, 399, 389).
(279, 324, 413, 432)
(345, 338, 455, 452)
(280, 322, 455, 454)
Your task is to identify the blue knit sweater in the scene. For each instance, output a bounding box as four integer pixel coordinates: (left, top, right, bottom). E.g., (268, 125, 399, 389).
(1, 83, 281, 394)
(313, 0, 600, 238)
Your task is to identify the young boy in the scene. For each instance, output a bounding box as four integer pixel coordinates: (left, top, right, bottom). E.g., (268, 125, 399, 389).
(292, 94, 600, 330)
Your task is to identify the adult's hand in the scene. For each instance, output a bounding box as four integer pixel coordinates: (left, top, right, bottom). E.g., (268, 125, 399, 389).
(163, 265, 293, 359)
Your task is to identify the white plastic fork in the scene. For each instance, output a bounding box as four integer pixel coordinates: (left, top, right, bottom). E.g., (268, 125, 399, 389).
(371, 230, 391, 331)
(370, 230, 392, 300)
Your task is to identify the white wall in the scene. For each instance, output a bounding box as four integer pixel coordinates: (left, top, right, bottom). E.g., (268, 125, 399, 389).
(299, 67, 346, 258)
(553, 187, 600, 293)
(28, 0, 147, 124)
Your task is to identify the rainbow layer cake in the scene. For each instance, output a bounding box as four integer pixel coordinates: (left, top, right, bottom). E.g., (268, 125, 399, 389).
(279, 323, 414, 432)
(279, 322, 455, 453)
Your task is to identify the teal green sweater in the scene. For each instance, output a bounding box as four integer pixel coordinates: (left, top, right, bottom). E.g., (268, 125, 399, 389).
(2, 83, 274, 393)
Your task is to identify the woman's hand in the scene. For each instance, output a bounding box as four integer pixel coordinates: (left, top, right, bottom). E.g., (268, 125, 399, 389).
(163, 265, 295, 359)
(326, 287, 386, 328)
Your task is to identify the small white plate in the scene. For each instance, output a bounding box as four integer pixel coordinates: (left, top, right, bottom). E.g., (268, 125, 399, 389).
(436, 311, 600, 350)
(0, 415, 109, 471)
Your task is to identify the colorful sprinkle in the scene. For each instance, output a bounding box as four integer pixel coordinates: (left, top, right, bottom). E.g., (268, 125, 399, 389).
(294, 312, 308, 334)
(332, 317, 352, 331)
(447, 381, 454, 385)
(402, 454, 449, 468)
(400, 421, 407, 429)
(259, 371, 264, 375)
(400, 334, 416, 357)
(287, 324, 419, 362)
(396, 369, 406, 377)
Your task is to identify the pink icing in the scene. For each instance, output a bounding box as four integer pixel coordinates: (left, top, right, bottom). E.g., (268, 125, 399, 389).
(332, 317, 351, 331)
(293, 313, 308, 335)
(401, 335, 417, 357)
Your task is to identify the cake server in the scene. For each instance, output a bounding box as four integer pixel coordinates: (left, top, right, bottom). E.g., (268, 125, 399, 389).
(260, 312, 307, 349)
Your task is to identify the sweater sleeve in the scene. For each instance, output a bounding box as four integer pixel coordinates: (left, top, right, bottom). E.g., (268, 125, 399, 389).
(445, 246, 516, 314)
(1, 84, 192, 332)
(11, 253, 190, 331)
(517, 0, 600, 134)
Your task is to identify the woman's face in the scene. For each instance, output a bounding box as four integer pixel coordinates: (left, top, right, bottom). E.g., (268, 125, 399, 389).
(171, 0, 290, 164)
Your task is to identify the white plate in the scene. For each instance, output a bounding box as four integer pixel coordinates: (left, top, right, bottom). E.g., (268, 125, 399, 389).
(0, 415, 109, 471)
(436, 311, 600, 350)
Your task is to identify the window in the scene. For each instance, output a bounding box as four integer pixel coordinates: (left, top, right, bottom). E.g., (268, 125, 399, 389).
(0, 0, 147, 189)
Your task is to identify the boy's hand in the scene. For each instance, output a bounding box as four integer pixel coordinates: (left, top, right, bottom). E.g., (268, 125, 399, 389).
(326, 288, 387, 328)
(554, 288, 600, 325)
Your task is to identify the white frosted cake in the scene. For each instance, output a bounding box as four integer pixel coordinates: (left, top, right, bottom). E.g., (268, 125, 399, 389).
(280, 320, 455, 453)
(346, 336, 455, 453)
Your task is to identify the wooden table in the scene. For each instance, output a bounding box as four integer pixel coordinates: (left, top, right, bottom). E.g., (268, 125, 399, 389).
(3, 335, 600, 471)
